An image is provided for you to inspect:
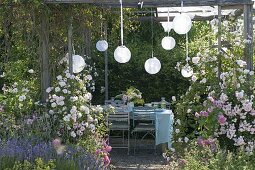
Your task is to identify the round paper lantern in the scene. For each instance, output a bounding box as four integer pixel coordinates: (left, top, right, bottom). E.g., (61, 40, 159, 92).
(144, 57, 161, 74)
(161, 36, 176, 50)
(96, 40, 108, 52)
(114, 46, 131, 63)
(181, 65, 193, 78)
(73, 55, 86, 73)
(173, 13, 192, 35)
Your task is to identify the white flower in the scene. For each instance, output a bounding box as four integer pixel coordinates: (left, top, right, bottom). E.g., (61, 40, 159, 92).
(235, 91, 244, 100)
(172, 96, 176, 102)
(175, 129, 180, 134)
(178, 138, 183, 143)
(65, 73, 71, 78)
(200, 78, 207, 84)
(187, 109, 192, 113)
(18, 95, 26, 102)
(77, 112, 82, 118)
(70, 107, 77, 114)
(28, 69, 34, 74)
(70, 96, 78, 102)
(63, 114, 71, 122)
(57, 100, 65, 106)
(85, 93, 92, 101)
(49, 110, 54, 114)
(46, 87, 52, 93)
(70, 75, 75, 79)
(57, 75, 63, 80)
(89, 124, 95, 131)
(244, 69, 249, 74)
(55, 87, 61, 92)
(87, 114, 94, 122)
(12, 88, 18, 93)
(243, 101, 252, 112)
(59, 81, 66, 87)
(51, 102, 57, 108)
(86, 75, 93, 81)
(176, 119, 181, 125)
(0, 72, 5, 78)
(220, 93, 228, 102)
(80, 105, 90, 114)
(62, 89, 68, 94)
(191, 75, 198, 82)
(184, 137, 189, 143)
(249, 71, 254, 76)
(236, 60, 247, 67)
(22, 88, 29, 93)
(192, 57, 200, 64)
(70, 131, 76, 138)
(71, 113, 77, 122)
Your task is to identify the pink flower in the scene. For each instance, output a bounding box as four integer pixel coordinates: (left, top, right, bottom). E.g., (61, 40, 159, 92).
(195, 112, 200, 118)
(207, 107, 213, 113)
(197, 138, 204, 146)
(218, 114, 227, 125)
(104, 145, 112, 152)
(200, 111, 209, 117)
(52, 138, 61, 148)
(103, 155, 111, 166)
(95, 149, 101, 155)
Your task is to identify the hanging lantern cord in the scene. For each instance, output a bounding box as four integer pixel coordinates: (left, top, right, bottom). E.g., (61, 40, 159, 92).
(72, 44, 75, 55)
(120, 0, 124, 46)
(181, 1, 183, 13)
(151, 8, 154, 58)
(167, 7, 170, 36)
(186, 33, 189, 63)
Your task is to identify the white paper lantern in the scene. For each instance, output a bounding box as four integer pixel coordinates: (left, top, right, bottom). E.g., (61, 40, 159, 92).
(160, 22, 173, 33)
(96, 40, 108, 52)
(114, 46, 131, 63)
(144, 57, 161, 74)
(161, 36, 176, 50)
(181, 65, 193, 78)
(73, 55, 86, 73)
(173, 13, 192, 35)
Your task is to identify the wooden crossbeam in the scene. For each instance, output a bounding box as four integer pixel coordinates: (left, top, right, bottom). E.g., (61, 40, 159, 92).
(44, 0, 253, 7)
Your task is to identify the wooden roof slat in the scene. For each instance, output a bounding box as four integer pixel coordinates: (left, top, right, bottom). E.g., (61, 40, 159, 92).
(44, 0, 253, 7)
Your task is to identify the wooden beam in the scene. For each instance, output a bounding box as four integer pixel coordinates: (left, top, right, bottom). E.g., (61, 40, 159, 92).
(44, 0, 253, 7)
(68, 16, 73, 74)
(104, 22, 109, 101)
(244, 4, 253, 71)
(217, 5, 222, 80)
(40, 11, 50, 103)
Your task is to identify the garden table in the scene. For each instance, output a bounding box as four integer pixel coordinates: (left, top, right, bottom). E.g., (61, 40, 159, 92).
(154, 109, 174, 149)
(113, 106, 174, 149)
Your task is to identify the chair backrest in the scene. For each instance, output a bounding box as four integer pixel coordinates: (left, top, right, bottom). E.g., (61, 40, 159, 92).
(132, 106, 155, 126)
(108, 107, 130, 126)
(104, 100, 112, 105)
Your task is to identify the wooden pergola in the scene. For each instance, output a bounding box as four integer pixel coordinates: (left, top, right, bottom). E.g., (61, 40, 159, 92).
(41, 0, 254, 102)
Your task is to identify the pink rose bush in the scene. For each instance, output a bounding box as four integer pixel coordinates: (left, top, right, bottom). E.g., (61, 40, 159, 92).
(173, 18, 255, 155)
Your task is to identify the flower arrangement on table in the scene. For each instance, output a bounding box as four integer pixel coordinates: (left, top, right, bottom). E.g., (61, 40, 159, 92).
(115, 86, 144, 106)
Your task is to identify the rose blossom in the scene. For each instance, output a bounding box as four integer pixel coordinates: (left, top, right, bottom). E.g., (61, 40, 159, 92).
(218, 114, 227, 125)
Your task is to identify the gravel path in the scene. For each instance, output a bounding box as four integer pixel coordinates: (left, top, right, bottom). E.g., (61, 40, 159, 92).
(110, 149, 172, 170)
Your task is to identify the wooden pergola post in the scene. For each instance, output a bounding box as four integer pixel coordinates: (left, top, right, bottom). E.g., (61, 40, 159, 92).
(68, 16, 73, 74)
(243, 4, 253, 71)
(40, 10, 50, 103)
(104, 22, 109, 101)
(217, 5, 222, 80)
